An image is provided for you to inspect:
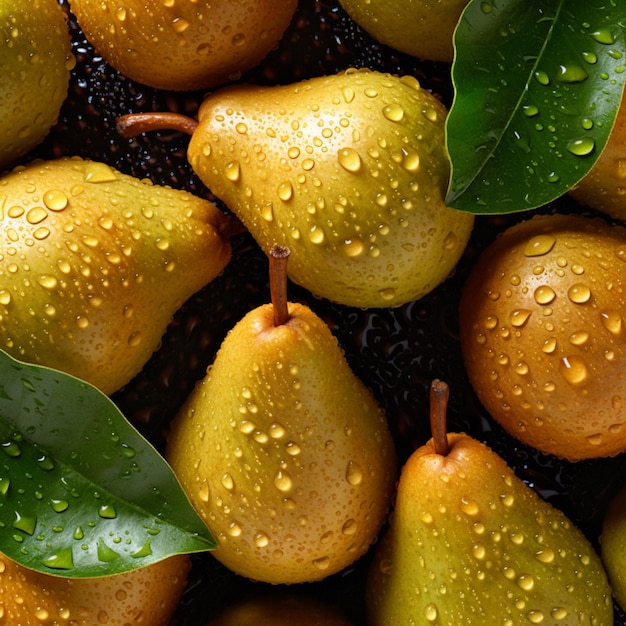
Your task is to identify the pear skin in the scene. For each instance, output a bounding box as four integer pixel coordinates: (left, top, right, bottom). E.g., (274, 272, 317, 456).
(366, 430, 613, 625)
(1, 0, 74, 171)
(166, 259, 397, 583)
(0, 157, 233, 395)
(185, 68, 474, 308)
(601, 482, 626, 612)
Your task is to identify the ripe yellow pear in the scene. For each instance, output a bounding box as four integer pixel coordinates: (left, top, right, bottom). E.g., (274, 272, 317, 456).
(0, 157, 234, 395)
(0, 552, 190, 625)
(1, 0, 74, 171)
(70, 0, 298, 91)
(366, 380, 614, 625)
(459, 212, 626, 461)
(166, 247, 397, 584)
(118, 69, 474, 308)
(338, 0, 470, 63)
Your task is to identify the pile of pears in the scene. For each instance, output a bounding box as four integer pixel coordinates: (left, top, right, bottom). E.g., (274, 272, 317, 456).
(3, 0, 626, 625)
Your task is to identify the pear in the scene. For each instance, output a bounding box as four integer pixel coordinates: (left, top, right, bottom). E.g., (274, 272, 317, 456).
(117, 68, 475, 309)
(1, 0, 74, 171)
(70, 0, 298, 91)
(601, 482, 626, 612)
(0, 551, 190, 625)
(366, 380, 614, 625)
(166, 246, 397, 584)
(338, 0, 470, 63)
(459, 212, 626, 461)
(0, 157, 234, 395)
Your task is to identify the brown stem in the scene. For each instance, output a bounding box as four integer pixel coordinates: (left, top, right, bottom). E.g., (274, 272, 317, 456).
(269, 245, 291, 327)
(116, 112, 199, 139)
(430, 379, 450, 456)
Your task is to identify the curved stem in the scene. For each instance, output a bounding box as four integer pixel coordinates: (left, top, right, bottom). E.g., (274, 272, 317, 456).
(430, 379, 450, 456)
(116, 112, 199, 139)
(269, 245, 291, 327)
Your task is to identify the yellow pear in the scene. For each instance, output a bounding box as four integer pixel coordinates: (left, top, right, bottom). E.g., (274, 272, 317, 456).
(600, 482, 626, 612)
(366, 380, 614, 625)
(117, 69, 474, 308)
(0, 552, 190, 625)
(0, 157, 234, 395)
(1, 0, 74, 171)
(70, 0, 298, 91)
(166, 247, 397, 583)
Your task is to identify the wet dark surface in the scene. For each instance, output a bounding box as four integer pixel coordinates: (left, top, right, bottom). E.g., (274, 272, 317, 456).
(22, 1, 626, 623)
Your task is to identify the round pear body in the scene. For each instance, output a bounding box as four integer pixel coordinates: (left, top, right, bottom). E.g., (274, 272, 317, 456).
(0, 157, 232, 395)
(188, 69, 474, 308)
(601, 482, 626, 612)
(338, 0, 470, 63)
(166, 301, 397, 584)
(0, 0, 74, 171)
(569, 95, 626, 221)
(460, 213, 626, 461)
(366, 433, 613, 625)
(69, 0, 298, 91)
(0, 552, 190, 625)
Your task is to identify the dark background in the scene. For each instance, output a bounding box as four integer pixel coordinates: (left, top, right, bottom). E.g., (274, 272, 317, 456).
(21, 1, 626, 623)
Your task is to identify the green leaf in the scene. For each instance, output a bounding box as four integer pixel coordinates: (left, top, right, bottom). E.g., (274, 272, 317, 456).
(446, 0, 626, 214)
(0, 349, 216, 578)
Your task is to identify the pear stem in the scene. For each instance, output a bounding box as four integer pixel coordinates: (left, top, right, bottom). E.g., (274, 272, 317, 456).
(430, 379, 450, 456)
(269, 245, 291, 327)
(116, 112, 199, 138)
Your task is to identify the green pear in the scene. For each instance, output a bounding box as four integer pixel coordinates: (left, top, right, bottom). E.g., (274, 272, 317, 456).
(117, 68, 475, 308)
(0, 157, 234, 395)
(1, 0, 74, 171)
(600, 482, 626, 612)
(166, 246, 397, 584)
(366, 380, 613, 625)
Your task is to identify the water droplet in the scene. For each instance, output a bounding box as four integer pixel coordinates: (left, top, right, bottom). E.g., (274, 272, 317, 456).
(524, 235, 555, 256)
(84, 162, 118, 183)
(274, 470, 293, 492)
(582, 51, 598, 64)
(42, 547, 74, 570)
(591, 29, 615, 45)
(131, 538, 153, 558)
(534, 286, 556, 305)
(401, 148, 420, 173)
(568, 331, 589, 346)
(382, 104, 405, 122)
(560, 355, 588, 385)
(98, 504, 117, 519)
(26, 207, 48, 225)
(461, 498, 480, 516)
(527, 609, 545, 624)
(343, 238, 364, 257)
(338, 148, 362, 172)
(97, 538, 120, 562)
(567, 283, 591, 303)
(312, 556, 330, 570)
(601, 310, 623, 335)
(346, 461, 363, 486)
(13, 511, 36, 535)
(567, 137, 595, 156)
(51, 499, 69, 513)
(277, 181, 293, 201)
(534, 70, 550, 85)
(43, 190, 68, 211)
(224, 161, 241, 182)
(510, 309, 532, 327)
(221, 473, 235, 491)
(73, 526, 84, 540)
(424, 603, 438, 622)
(517, 573, 535, 591)
(556, 64, 588, 83)
(523, 104, 539, 117)
(535, 548, 555, 564)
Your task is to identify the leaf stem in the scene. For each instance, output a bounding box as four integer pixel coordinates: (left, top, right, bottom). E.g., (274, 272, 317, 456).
(116, 112, 199, 138)
(430, 379, 450, 456)
(269, 245, 291, 327)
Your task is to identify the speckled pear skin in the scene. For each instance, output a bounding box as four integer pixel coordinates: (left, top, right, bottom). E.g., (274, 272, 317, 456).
(0, 157, 233, 395)
(366, 433, 613, 625)
(188, 68, 474, 308)
(166, 301, 397, 584)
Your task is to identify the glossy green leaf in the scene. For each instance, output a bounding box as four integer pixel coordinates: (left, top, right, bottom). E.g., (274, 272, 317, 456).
(0, 349, 216, 578)
(446, 0, 626, 214)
